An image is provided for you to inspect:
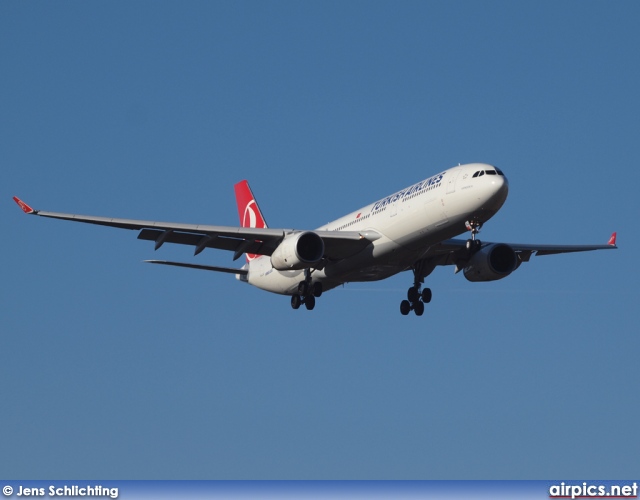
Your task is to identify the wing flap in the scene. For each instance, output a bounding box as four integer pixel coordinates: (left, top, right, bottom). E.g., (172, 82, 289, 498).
(138, 229, 243, 252)
(137, 228, 285, 257)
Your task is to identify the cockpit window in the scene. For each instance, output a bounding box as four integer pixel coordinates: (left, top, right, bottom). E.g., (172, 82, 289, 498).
(473, 168, 504, 178)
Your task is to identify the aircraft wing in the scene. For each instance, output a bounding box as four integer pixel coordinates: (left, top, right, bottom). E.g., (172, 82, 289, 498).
(437, 233, 617, 255)
(498, 236, 617, 259)
(13, 197, 374, 261)
(419, 233, 617, 270)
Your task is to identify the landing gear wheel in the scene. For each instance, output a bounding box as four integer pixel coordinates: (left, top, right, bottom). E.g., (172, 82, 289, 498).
(407, 286, 419, 303)
(421, 288, 432, 303)
(304, 295, 316, 310)
(413, 301, 425, 316)
(298, 281, 309, 296)
(466, 238, 482, 253)
(400, 300, 411, 316)
(312, 282, 323, 298)
(291, 295, 302, 310)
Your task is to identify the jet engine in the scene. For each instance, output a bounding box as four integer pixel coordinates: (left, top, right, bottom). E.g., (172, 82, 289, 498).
(270, 231, 325, 270)
(463, 243, 519, 282)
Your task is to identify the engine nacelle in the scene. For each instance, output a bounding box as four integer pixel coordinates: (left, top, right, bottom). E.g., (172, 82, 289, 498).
(270, 231, 325, 270)
(463, 243, 519, 282)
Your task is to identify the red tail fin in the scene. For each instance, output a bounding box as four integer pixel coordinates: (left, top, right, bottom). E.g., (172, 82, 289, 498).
(234, 180, 268, 262)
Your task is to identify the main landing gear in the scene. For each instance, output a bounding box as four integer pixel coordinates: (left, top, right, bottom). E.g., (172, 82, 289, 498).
(291, 269, 322, 311)
(400, 261, 433, 317)
(400, 286, 432, 316)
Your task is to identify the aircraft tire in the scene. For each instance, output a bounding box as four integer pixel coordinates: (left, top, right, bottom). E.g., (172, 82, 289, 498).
(400, 300, 411, 315)
(298, 281, 309, 296)
(305, 295, 316, 310)
(421, 288, 432, 303)
(466, 239, 482, 254)
(407, 286, 419, 303)
(414, 301, 425, 316)
(291, 295, 302, 310)
(312, 282, 323, 298)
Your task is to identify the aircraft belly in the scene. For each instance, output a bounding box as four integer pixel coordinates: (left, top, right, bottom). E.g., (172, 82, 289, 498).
(332, 263, 408, 282)
(322, 238, 414, 283)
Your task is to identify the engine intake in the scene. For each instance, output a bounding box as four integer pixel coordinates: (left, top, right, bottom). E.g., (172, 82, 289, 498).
(463, 243, 519, 282)
(271, 231, 325, 270)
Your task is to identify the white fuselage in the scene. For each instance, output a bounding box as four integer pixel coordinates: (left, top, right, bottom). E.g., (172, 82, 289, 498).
(244, 163, 509, 295)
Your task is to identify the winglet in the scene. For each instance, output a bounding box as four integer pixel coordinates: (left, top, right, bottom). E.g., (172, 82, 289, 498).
(607, 232, 617, 246)
(13, 196, 36, 214)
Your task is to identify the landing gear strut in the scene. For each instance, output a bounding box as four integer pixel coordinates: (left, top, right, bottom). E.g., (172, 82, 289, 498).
(400, 262, 433, 317)
(465, 219, 483, 253)
(291, 269, 322, 311)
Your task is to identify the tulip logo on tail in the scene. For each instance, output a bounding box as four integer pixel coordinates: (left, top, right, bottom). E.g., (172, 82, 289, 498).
(234, 180, 268, 262)
(243, 200, 259, 229)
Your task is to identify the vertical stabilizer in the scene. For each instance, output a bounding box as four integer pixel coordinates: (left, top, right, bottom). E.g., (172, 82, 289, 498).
(234, 180, 268, 262)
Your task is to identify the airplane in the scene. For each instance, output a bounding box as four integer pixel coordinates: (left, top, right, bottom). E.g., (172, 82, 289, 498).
(13, 163, 617, 316)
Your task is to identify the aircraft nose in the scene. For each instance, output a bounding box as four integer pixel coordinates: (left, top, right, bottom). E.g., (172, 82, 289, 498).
(496, 172, 508, 193)
(474, 168, 509, 211)
(490, 172, 509, 205)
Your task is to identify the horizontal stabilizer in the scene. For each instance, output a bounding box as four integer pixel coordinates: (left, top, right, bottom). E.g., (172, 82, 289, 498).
(144, 260, 248, 275)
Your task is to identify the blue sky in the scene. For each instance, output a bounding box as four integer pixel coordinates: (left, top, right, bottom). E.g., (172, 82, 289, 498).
(2, 1, 638, 479)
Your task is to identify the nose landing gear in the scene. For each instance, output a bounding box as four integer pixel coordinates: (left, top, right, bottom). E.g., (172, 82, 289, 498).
(465, 219, 483, 253)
